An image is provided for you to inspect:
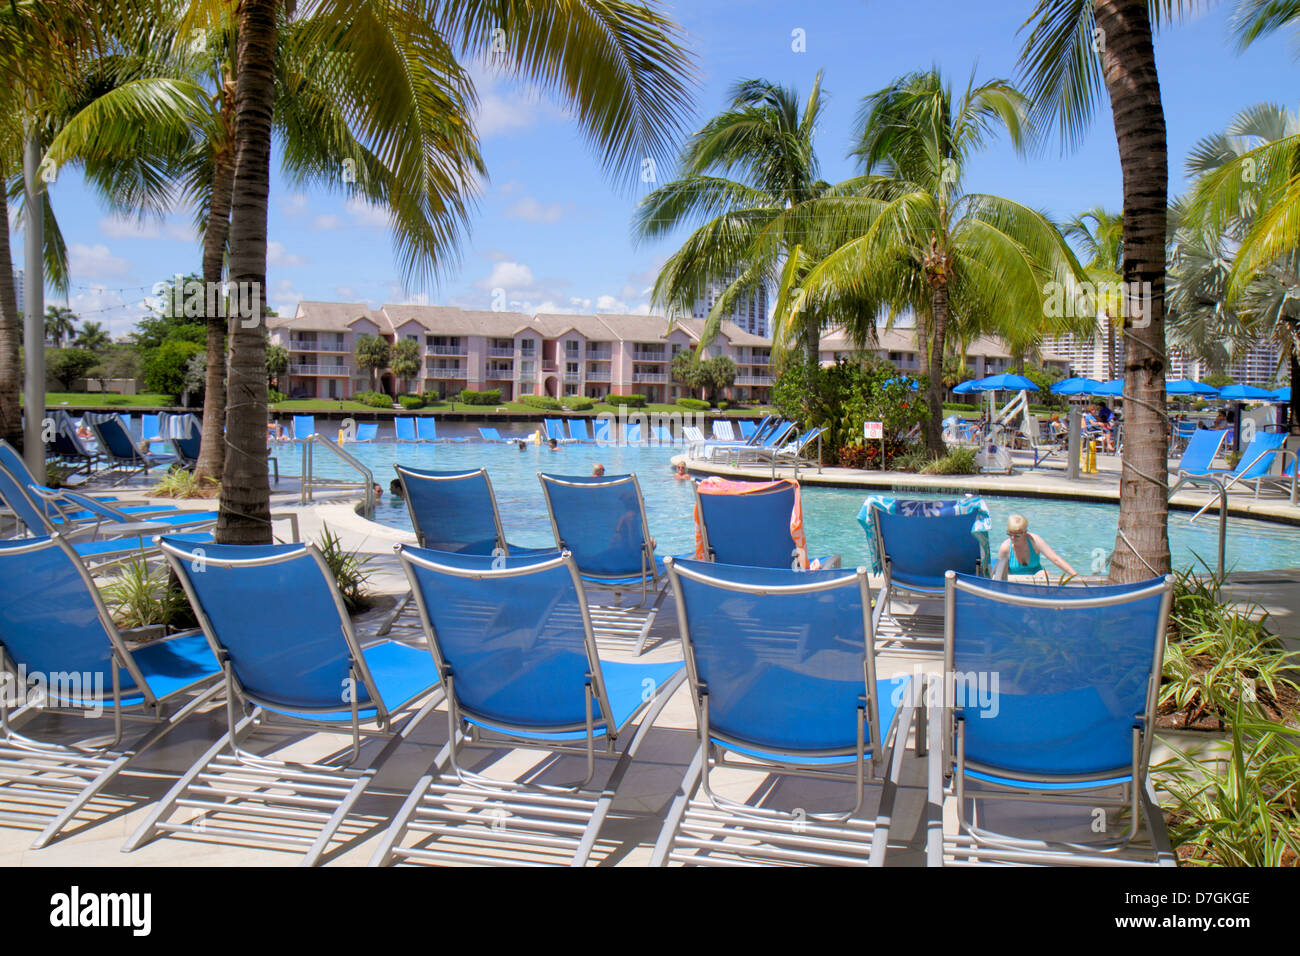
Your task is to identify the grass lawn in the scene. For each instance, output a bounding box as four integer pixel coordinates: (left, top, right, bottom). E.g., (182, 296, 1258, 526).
(42, 392, 176, 408)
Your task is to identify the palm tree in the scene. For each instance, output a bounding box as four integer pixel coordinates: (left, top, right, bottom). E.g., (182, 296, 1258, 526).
(44, 305, 77, 348)
(216, 0, 696, 544)
(74, 319, 111, 352)
(1019, 0, 1180, 582)
(1064, 207, 1124, 379)
(764, 69, 1087, 454)
(635, 74, 832, 366)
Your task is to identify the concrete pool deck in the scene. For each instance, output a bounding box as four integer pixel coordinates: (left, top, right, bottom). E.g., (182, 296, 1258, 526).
(3, 461, 1296, 866)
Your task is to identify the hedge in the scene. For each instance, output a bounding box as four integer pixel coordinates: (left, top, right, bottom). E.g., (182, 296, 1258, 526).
(561, 395, 594, 411)
(398, 395, 425, 410)
(605, 393, 646, 408)
(521, 394, 562, 410)
(354, 391, 394, 409)
(677, 397, 709, 411)
(459, 388, 502, 406)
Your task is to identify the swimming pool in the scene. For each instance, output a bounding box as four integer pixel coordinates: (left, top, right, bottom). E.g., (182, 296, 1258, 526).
(297, 437, 1300, 574)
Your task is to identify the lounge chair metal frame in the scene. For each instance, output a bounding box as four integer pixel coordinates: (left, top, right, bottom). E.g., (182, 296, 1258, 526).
(651, 559, 917, 866)
(0, 535, 223, 849)
(124, 540, 445, 866)
(368, 548, 686, 866)
(926, 571, 1176, 866)
(88, 415, 176, 486)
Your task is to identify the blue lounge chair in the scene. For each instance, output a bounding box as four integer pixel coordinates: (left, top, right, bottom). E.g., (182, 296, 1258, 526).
(140, 414, 161, 443)
(624, 422, 643, 443)
(46, 411, 101, 475)
(0, 440, 127, 511)
(592, 418, 612, 443)
(652, 425, 674, 445)
(693, 477, 839, 570)
(738, 420, 758, 440)
(537, 472, 664, 653)
(377, 466, 556, 635)
(870, 504, 984, 654)
(928, 572, 1176, 866)
(747, 425, 825, 478)
(417, 417, 468, 442)
(706, 420, 797, 464)
(710, 420, 735, 441)
(478, 426, 512, 443)
(124, 537, 445, 866)
(652, 559, 917, 866)
(1173, 428, 1228, 476)
(543, 418, 571, 444)
(87, 414, 177, 485)
(292, 415, 316, 440)
(0, 535, 222, 848)
(369, 548, 685, 866)
(394, 417, 421, 442)
(567, 419, 595, 443)
(352, 422, 378, 442)
(1185, 432, 1287, 492)
(166, 414, 202, 468)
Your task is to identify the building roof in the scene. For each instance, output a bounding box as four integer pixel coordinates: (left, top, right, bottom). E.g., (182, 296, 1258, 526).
(817, 326, 1068, 364)
(273, 301, 391, 333)
(381, 304, 531, 337)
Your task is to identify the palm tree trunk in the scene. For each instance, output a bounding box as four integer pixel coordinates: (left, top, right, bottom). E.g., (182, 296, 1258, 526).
(194, 96, 236, 485)
(217, 0, 277, 545)
(1096, 0, 1171, 582)
(1289, 351, 1299, 435)
(1107, 316, 1117, 380)
(924, 285, 949, 455)
(0, 167, 23, 450)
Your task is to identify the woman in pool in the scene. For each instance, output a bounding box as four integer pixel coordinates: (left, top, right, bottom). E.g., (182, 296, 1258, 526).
(673, 461, 689, 481)
(996, 514, 1077, 581)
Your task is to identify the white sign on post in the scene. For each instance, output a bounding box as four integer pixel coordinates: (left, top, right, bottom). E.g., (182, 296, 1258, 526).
(863, 422, 883, 439)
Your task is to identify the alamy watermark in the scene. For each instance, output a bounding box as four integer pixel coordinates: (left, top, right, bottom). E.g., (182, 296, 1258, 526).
(1041, 278, 1153, 329)
(151, 275, 262, 328)
(890, 666, 1001, 718)
(1, 665, 105, 718)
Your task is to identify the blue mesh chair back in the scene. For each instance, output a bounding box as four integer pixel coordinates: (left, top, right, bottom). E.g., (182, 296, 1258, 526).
(592, 419, 611, 442)
(478, 426, 503, 442)
(697, 481, 800, 569)
(401, 547, 606, 731)
(738, 420, 757, 440)
(93, 415, 142, 462)
(354, 423, 378, 442)
(0, 440, 38, 488)
(395, 417, 418, 441)
(161, 537, 376, 714)
(568, 419, 591, 441)
(1176, 428, 1227, 473)
(0, 458, 53, 533)
(141, 414, 160, 441)
(875, 506, 981, 588)
(749, 416, 776, 445)
(1232, 432, 1287, 479)
(170, 419, 201, 466)
(625, 422, 642, 443)
(669, 559, 877, 757)
(417, 418, 438, 441)
(538, 473, 651, 577)
(947, 572, 1170, 780)
(292, 415, 316, 440)
(543, 419, 566, 442)
(0, 537, 146, 701)
(396, 466, 504, 554)
(49, 414, 92, 460)
(763, 421, 796, 448)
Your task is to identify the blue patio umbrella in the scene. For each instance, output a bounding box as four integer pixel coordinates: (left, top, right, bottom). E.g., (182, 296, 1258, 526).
(964, 372, 1040, 392)
(1051, 377, 1102, 396)
(952, 380, 979, 395)
(1217, 384, 1274, 401)
(1091, 378, 1124, 397)
(1269, 386, 1291, 403)
(1165, 378, 1219, 397)
(883, 376, 920, 390)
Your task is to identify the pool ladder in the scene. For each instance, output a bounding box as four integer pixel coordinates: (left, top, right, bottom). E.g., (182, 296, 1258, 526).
(299, 435, 376, 518)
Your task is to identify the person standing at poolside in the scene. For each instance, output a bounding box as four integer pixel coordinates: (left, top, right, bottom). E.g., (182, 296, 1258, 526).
(996, 514, 1077, 581)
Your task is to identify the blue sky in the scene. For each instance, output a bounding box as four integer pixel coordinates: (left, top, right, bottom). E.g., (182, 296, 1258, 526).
(20, 0, 1300, 339)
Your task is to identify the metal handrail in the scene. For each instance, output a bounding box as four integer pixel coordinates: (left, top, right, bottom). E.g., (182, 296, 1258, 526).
(1168, 474, 1227, 578)
(299, 435, 375, 518)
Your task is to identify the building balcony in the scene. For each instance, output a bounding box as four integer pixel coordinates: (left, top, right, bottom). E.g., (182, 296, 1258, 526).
(485, 368, 513, 380)
(425, 367, 468, 379)
(633, 372, 667, 383)
(487, 346, 515, 357)
(288, 364, 349, 376)
(632, 350, 667, 362)
(586, 368, 611, 382)
(735, 373, 773, 386)
(564, 372, 581, 383)
(289, 339, 347, 353)
(426, 345, 466, 356)
(585, 348, 612, 361)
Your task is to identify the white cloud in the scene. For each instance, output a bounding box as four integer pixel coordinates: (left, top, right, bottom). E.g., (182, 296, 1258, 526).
(345, 197, 391, 229)
(67, 287, 133, 338)
(99, 217, 159, 239)
(312, 214, 340, 231)
(471, 64, 565, 138)
(267, 241, 309, 268)
(282, 193, 310, 216)
(476, 261, 535, 291)
(69, 243, 133, 280)
(270, 278, 303, 318)
(505, 196, 567, 223)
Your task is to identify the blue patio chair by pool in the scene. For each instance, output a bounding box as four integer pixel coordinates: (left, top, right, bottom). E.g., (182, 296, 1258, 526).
(87, 414, 176, 485)
(1173, 427, 1228, 477)
(291, 415, 316, 440)
(417, 417, 468, 442)
(477, 426, 512, 443)
(351, 422, 378, 442)
(1, 440, 123, 511)
(693, 477, 839, 570)
(394, 417, 421, 442)
(592, 418, 613, 443)
(124, 536, 445, 866)
(652, 424, 674, 445)
(706, 419, 797, 464)
(927, 572, 1176, 866)
(140, 414, 161, 444)
(0, 535, 222, 848)
(166, 414, 203, 468)
(567, 418, 595, 443)
(624, 421, 643, 443)
(377, 465, 556, 635)
(711, 420, 735, 441)
(652, 559, 917, 866)
(1184, 432, 1287, 496)
(543, 418, 572, 444)
(538, 472, 665, 653)
(682, 425, 706, 446)
(738, 420, 758, 440)
(870, 504, 985, 654)
(743, 425, 826, 478)
(46, 411, 101, 476)
(369, 548, 685, 867)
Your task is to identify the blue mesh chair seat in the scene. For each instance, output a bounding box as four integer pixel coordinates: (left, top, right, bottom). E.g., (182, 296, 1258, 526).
(652, 559, 917, 866)
(0, 536, 222, 848)
(477, 426, 510, 442)
(367, 547, 685, 866)
(694, 478, 838, 570)
(123, 536, 445, 866)
(928, 571, 1177, 866)
(87, 415, 176, 485)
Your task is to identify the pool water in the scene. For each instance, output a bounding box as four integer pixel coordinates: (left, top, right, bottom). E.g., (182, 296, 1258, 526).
(297, 437, 1300, 574)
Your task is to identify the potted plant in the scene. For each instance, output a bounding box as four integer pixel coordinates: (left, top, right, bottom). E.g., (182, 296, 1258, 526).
(100, 556, 191, 642)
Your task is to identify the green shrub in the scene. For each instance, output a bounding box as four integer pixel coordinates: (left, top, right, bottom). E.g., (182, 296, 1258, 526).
(717, 400, 729, 410)
(353, 391, 393, 409)
(100, 556, 190, 630)
(459, 389, 502, 406)
(677, 397, 709, 411)
(398, 394, 425, 410)
(267, 388, 287, 404)
(561, 395, 594, 411)
(420, 392, 448, 406)
(521, 394, 562, 410)
(316, 524, 374, 614)
(891, 445, 930, 473)
(606, 393, 646, 408)
(920, 446, 978, 475)
(942, 402, 977, 414)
